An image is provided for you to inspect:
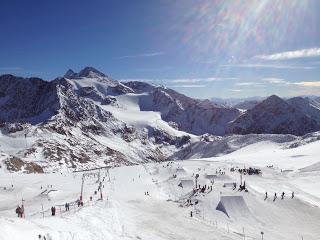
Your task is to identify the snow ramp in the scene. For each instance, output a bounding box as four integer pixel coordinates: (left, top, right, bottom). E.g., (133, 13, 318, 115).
(178, 179, 194, 189)
(216, 196, 250, 218)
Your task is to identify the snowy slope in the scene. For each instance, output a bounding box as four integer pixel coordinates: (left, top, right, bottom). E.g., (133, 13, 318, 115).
(228, 95, 320, 135)
(1, 138, 320, 240)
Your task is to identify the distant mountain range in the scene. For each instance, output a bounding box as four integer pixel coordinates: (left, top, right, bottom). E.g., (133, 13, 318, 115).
(0, 67, 320, 172)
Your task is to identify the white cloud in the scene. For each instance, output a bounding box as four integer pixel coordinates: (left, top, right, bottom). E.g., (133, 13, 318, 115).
(235, 82, 264, 86)
(293, 81, 320, 87)
(121, 76, 238, 84)
(255, 48, 320, 61)
(169, 84, 206, 88)
(117, 52, 165, 59)
(222, 63, 313, 70)
(171, 78, 218, 83)
(227, 89, 242, 92)
(262, 78, 289, 84)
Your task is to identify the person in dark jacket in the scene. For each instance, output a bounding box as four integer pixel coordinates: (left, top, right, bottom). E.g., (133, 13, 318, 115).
(16, 206, 22, 218)
(51, 206, 56, 216)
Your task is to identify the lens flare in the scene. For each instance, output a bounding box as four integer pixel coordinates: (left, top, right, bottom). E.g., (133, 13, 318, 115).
(168, 0, 314, 63)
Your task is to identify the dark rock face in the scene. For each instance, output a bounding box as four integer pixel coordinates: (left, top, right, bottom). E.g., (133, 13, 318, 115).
(5, 156, 44, 173)
(0, 75, 59, 124)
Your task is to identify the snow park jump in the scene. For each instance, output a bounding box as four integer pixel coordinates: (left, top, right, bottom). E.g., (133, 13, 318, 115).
(216, 196, 250, 218)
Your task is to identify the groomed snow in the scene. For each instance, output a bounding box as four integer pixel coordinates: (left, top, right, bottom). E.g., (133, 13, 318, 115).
(1, 139, 320, 240)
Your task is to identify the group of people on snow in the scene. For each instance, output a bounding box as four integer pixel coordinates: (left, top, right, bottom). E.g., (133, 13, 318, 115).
(65, 202, 70, 211)
(51, 206, 56, 216)
(197, 184, 212, 193)
(265, 191, 295, 201)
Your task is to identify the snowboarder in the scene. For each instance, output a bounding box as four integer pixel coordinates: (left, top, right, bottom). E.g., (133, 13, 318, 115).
(273, 193, 277, 202)
(264, 192, 268, 200)
(281, 192, 285, 200)
(291, 192, 294, 199)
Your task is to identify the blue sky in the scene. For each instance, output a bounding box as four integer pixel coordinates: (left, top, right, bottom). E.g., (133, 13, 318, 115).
(1, 0, 320, 99)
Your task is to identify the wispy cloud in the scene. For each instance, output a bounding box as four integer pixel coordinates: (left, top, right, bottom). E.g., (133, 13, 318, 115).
(293, 81, 320, 87)
(262, 78, 289, 85)
(227, 89, 242, 92)
(222, 63, 314, 70)
(117, 52, 165, 59)
(261, 78, 320, 88)
(169, 84, 206, 88)
(235, 82, 264, 86)
(121, 76, 238, 84)
(255, 48, 320, 61)
(171, 77, 218, 83)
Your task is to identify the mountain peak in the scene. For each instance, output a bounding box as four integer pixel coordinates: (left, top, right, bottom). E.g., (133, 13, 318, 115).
(261, 94, 285, 105)
(64, 69, 75, 78)
(63, 67, 106, 79)
(78, 67, 106, 78)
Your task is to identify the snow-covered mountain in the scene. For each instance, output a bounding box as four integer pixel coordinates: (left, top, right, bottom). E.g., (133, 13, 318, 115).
(0, 67, 320, 172)
(211, 96, 264, 108)
(0, 68, 192, 172)
(233, 100, 260, 110)
(124, 81, 241, 135)
(227, 95, 320, 135)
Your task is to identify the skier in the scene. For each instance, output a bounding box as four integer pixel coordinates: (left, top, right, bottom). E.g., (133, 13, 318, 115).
(273, 193, 277, 202)
(291, 192, 294, 199)
(281, 192, 285, 200)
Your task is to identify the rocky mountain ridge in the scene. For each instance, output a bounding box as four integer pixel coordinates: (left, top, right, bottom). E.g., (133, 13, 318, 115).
(0, 67, 319, 172)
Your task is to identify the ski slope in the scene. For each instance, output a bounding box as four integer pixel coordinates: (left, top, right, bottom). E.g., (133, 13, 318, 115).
(1, 139, 320, 240)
